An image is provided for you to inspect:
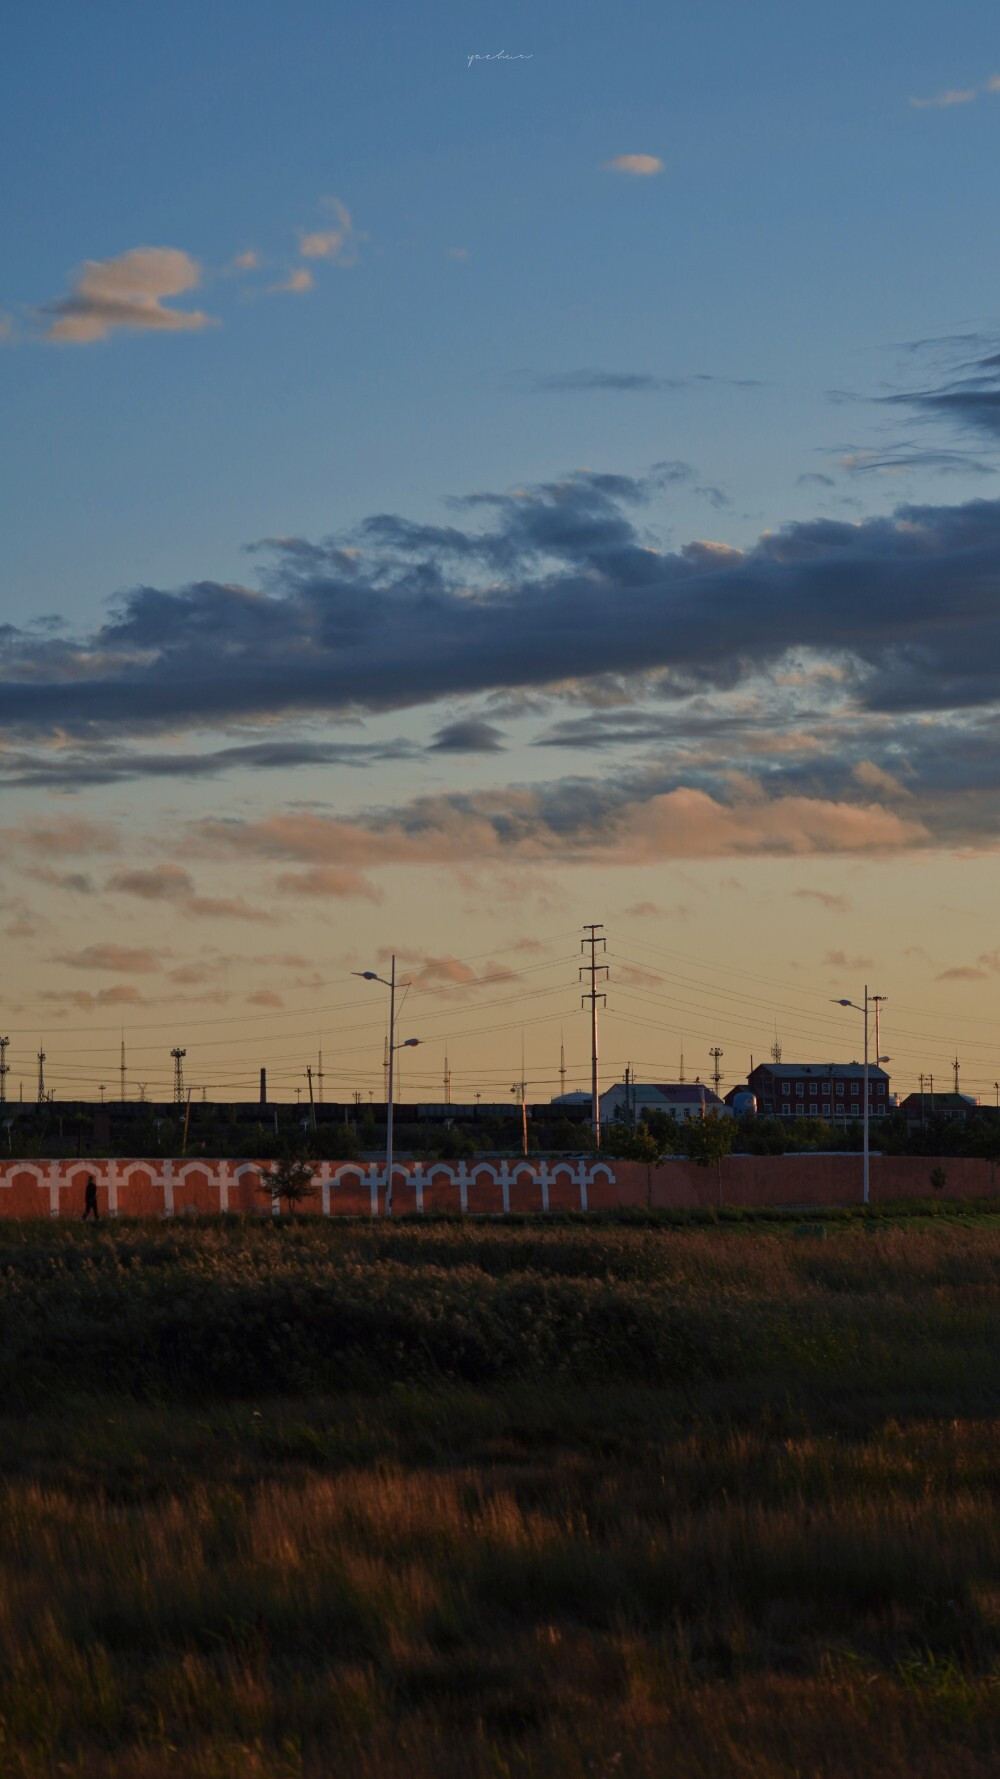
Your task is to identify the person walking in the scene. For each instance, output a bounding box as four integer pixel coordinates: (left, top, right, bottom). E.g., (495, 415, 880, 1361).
(83, 1176, 99, 1221)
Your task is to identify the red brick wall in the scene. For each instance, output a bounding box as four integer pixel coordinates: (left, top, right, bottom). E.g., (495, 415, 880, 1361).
(0, 1154, 993, 1218)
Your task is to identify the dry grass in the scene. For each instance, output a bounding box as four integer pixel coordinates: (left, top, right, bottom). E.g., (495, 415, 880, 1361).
(2, 1214, 1000, 1773)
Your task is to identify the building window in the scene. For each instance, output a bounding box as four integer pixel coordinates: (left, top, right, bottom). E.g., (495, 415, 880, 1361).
(796, 1104, 806, 1115)
(877, 1082, 885, 1096)
(823, 1102, 831, 1115)
(796, 1082, 804, 1096)
(782, 1101, 790, 1114)
(836, 1082, 844, 1097)
(809, 1082, 817, 1095)
(851, 1082, 860, 1096)
(782, 1082, 790, 1095)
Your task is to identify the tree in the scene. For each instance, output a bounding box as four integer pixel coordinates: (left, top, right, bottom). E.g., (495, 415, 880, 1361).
(257, 1153, 316, 1215)
(683, 1111, 737, 1206)
(601, 1123, 659, 1163)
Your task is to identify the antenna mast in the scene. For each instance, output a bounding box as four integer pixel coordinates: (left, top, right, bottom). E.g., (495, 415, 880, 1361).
(36, 1044, 46, 1105)
(171, 1047, 186, 1105)
(709, 1046, 724, 1094)
(0, 1037, 8, 1105)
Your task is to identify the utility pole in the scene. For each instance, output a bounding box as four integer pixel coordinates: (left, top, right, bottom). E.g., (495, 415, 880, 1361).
(679, 1047, 685, 1084)
(444, 1048, 451, 1105)
(171, 1047, 186, 1105)
(99, 1084, 105, 1104)
(559, 1032, 567, 1099)
(120, 1033, 127, 1102)
(580, 924, 608, 1147)
(306, 1065, 317, 1130)
(953, 1056, 961, 1096)
(709, 1047, 724, 1095)
(0, 1037, 8, 1105)
(510, 1078, 529, 1155)
(919, 1073, 925, 1121)
(36, 1044, 46, 1105)
(317, 1045, 324, 1105)
(383, 1034, 389, 1104)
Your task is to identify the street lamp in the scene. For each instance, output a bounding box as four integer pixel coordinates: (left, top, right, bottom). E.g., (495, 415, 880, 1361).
(831, 985, 884, 1205)
(353, 957, 420, 1215)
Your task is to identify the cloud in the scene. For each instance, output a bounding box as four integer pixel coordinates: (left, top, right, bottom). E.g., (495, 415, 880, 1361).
(528, 369, 761, 395)
(56, 944, 162, 973)
(7, 472, 1000, 850)
(379, 948, 517, 992)
(104, 863, 271, 921)
(192, 780, 927, 872)
(232, 250, 259, 271)
(273, 866, 382, 902)
(936, 966, 988, 980)
(40, 985, 146, 1011)
(448, 247, 469, 261)
(184, 895, 275, 922)
(837, 446, 994, 477)
(248, 990, 284, 1007)
(269, 267, 314, 296)
(3, 819, 119, 856)
(25, 866, 93, 895)
(823, 950, 875, 969)
(885, 339, 1000, 440)
(106, 866, 193, 900)
(909, 88, 976, 108)
(430, 719, 506, 752)
(40, 247, 215, 344)
(852, 760, 911, 797)
(298, 198, 361, 265)
(791, 888, 850, 912)
(605, 154, 664, 175)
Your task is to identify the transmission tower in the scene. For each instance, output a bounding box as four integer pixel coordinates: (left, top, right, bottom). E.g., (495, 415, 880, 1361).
(771, 1032, 782, 1065)
(953, 1056, 961, 1095)
(580, 924, 608, 1146)
(709, 1047, 724, 1094)
(36, 1044, 46, 1105)
(0, 1037, 8, 1105)
(171, 1047, 186, 1105)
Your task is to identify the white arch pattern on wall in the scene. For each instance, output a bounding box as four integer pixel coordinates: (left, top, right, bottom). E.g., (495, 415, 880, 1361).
(0, 1157, 618, 1216)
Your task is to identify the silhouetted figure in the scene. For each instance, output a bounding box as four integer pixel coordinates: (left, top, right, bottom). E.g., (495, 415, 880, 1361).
(83, 1176, 99, 1221)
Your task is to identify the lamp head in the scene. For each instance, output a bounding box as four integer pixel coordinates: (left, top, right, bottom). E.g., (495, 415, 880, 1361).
(403, 1038, 420, 1048)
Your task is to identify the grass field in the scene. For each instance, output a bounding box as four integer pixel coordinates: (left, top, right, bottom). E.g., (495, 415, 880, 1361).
(3, 1207, 1000, 1776)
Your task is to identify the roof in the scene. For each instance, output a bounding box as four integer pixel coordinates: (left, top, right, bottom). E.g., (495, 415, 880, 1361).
(601, 1082, 722, 1106)
(751, 1062, 890, 1080)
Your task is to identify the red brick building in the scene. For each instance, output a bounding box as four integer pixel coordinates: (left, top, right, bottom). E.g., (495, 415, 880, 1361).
(747, 1061, 890, 1122)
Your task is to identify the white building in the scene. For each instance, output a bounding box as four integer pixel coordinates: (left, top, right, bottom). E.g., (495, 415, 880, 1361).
(599, 1081, 729, 1126)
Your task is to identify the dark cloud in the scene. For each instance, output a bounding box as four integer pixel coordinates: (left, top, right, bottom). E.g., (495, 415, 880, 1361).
(885, 337, 1000, 441)
(4, 474, 1000, 769)
(430, 719, 506, 752)
(525, 369, 764, 393)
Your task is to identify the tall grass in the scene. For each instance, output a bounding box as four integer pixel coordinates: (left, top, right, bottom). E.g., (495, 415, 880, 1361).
(2, 1216, 1000, 1774)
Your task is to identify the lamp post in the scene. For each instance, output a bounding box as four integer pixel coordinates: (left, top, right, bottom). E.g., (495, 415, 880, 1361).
(353, 957, 419, 1215)
(831, 985, 886, 1205)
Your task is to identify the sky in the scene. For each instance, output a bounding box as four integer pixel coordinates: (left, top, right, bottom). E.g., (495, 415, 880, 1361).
(3, 0, 1000, 1106)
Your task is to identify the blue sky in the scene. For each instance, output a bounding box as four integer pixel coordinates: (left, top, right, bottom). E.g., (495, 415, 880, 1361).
(3, 0, 1000, 1100)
